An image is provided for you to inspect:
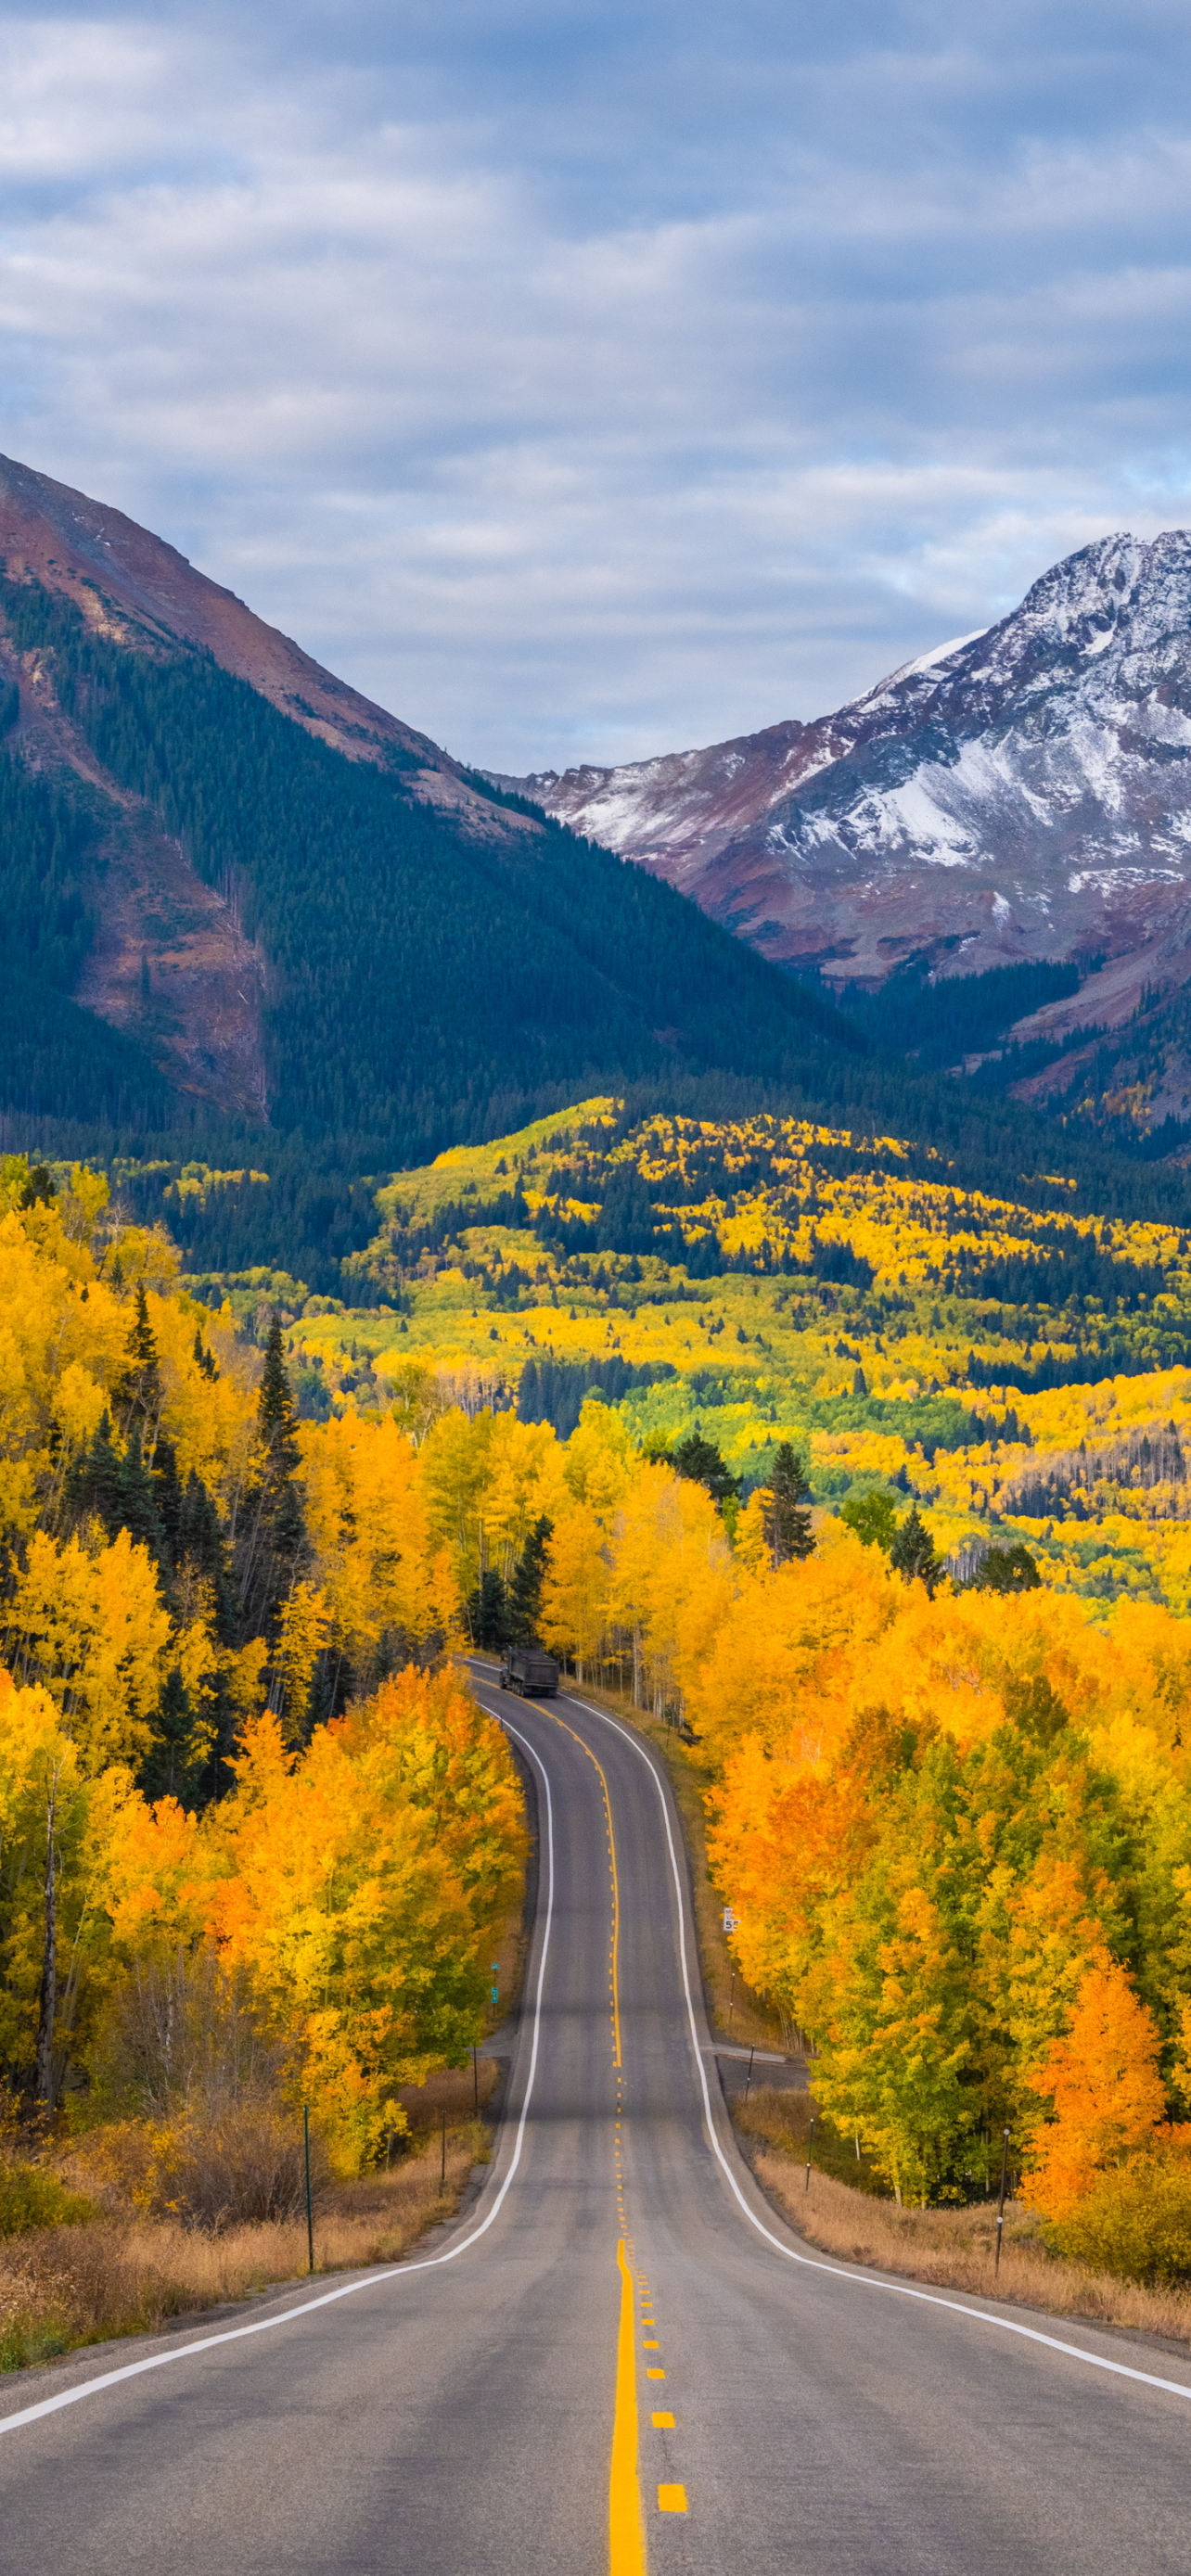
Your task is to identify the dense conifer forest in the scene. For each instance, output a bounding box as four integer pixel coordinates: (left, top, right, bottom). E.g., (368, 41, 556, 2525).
(0, 572, 851, 1147)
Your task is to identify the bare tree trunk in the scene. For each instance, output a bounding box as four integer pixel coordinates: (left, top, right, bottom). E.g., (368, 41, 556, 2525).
(36, 1785, 58, 2115)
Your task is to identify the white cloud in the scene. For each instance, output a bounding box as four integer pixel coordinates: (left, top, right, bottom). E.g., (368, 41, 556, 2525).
(1, 5, 1191, 765)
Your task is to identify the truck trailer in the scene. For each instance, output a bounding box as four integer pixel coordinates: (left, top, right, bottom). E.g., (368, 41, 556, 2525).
(499, 1644, 559, 1697)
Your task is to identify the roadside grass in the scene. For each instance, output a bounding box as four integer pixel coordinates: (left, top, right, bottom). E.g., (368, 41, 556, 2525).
(735, 2084, 884, 2193)
(397, 2057, 502, 2135)
(0, 2117, 493, 2375)
(739, 2089, 1191, 2348)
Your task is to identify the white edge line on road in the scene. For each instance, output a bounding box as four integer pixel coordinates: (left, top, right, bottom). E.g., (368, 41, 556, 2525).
(0, 1723, 555, 2442)
(568, 1694, 1191, 2415)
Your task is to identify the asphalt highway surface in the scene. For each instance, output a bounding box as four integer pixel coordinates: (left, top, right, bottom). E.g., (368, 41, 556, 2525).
(3, 1673, 1191, 2573)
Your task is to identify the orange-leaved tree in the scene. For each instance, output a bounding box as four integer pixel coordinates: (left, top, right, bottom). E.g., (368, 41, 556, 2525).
(1023, 1958, 1169, 2223)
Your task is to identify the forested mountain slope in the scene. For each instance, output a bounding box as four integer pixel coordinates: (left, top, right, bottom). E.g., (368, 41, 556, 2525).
(0, 455, 848, 1148)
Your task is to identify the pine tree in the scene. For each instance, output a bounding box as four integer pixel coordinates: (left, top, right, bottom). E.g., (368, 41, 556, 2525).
(763, 1443, 814, 1563)
(19, 1163, 56, 1211)
(889, 1505, 941, 1595)
(178, 1468, 237, 1639)
(657, 1427, 740, 1507)
(63, 1409, 124, 1536)
(258, 1317, 301, 1487)
(237, 1318, 308, 1645)
(117, 1424, 169, 1563)
(64, 1410, 167, 1565)
(151, 1430, 184, 1569)
(506, 1517, 553, 1642)
(137, 1668, 204, 1807)
(467, 1568, 509, 1650)
(113, 1284, 162, 1438)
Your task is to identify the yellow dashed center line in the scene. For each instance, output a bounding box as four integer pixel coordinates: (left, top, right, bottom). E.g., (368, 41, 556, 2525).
(609, 2239, 646, 2575)
(543, 1707, 691, 2547)
(542, 1712, 624, 2071)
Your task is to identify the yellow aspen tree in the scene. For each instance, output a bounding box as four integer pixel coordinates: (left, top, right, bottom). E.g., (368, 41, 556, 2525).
(300, 1410, 436, 1671)
(540, 1502, 612, 1678)
(205, 1673, 525, 2170)
(418, 1406, 495, 1592)
(7, 1529, 174, 1771)
(274, 1581, 330, 1743)
(562, 1397, 634, 1518)
(480, 1415, 567, 1580)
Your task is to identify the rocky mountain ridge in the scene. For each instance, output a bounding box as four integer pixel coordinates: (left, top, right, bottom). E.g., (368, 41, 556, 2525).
(507, 534, 1191, 1129)
(0, 455, 545, 1116)
(0, 453, 854, 1156)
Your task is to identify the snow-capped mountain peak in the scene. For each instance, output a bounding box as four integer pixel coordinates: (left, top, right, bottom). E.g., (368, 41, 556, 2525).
(509, 532, 1191, 1046)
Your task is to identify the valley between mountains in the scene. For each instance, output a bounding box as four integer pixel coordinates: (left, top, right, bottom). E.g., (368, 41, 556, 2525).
(6, 457, 1191, 2564)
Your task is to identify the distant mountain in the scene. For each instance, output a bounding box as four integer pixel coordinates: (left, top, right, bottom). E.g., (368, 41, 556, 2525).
(506, 536, 1191, 1134)
(0, 453, 852, 1151)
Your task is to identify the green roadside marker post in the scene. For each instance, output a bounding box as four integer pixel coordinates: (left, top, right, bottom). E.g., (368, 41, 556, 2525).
(473, 2044, 479, 2111)
(303, 2105, 314, 2275)
(805, 2114, 815, 2193)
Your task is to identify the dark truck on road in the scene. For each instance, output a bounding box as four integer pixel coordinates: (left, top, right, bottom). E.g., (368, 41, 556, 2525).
(499, 1644, 559, 1697)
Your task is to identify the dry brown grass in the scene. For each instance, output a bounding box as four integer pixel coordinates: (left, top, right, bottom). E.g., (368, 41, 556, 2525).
(750, 2142, 1191, 2349)
(397, 2057, 502, 2132)
(0, 2122, 489, 2375)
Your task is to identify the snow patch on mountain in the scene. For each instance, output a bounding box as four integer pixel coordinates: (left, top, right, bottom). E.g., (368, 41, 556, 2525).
(511, 531, 1191, 1046)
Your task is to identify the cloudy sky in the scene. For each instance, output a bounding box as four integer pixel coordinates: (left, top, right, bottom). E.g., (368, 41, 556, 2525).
(2, 1, 1191, 770)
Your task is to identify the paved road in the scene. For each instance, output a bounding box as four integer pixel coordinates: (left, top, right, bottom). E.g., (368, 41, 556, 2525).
(3, 1676, 1191, 2572)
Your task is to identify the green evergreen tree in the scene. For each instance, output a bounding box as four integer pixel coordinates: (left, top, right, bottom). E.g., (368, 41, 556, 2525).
(137, 1669, 206, 1808)
(19, 1163, 56, 1210)
(64, 1409, 166, 1565)
(763, 1443, 815, 1563)
(257, 1317, 301, 1486)
(63, 1409, 124, 1536)
(116, 1423, 168, 1563)
(177, 1468, 237, 1641)
(237, 1317, 308, 1644)
(506, 1517, 552, 1642)
(151, 1429, 184, 1568)
(658, 1426, 740, 1508)
(889, 1506, 941, 1595)
(467, 1568, 509, 1650)
(112, 1283, 162, 1438)
(192, 1326, 219, 1382)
